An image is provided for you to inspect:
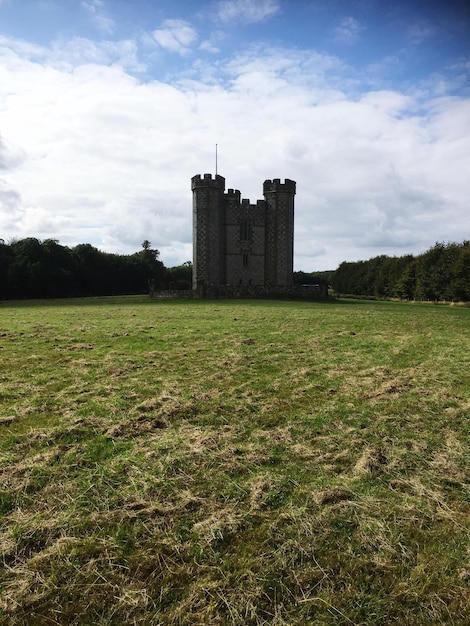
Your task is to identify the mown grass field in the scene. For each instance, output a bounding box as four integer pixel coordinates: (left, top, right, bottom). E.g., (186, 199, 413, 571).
(0, 296, 469, 625)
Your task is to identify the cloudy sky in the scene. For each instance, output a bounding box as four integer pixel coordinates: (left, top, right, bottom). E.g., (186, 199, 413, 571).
(1, 0, 469, 270)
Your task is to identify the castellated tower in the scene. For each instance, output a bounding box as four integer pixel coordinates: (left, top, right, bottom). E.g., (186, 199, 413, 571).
(192, 173, 296, 295)
(263, 178, 296, 287)
(191, 174, 226, 290)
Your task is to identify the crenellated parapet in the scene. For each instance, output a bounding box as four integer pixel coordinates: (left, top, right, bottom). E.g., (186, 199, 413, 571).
(191, 173, 225, 190)
(225, 188, 241, 203)
(263, 178, 296, 195)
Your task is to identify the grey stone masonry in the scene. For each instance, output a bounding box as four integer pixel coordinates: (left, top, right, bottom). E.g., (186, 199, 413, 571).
(192, 173, 296, 296)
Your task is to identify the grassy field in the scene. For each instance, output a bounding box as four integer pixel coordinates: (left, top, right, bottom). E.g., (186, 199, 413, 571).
(0, 296, 469, 625)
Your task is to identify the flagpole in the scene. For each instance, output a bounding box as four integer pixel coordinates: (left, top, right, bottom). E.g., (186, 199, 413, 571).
(215, 143, 218, 176)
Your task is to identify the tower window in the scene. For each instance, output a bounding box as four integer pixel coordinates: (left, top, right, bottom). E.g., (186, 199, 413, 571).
(240, 221, 252, 241)
(243, 253, 249, 267)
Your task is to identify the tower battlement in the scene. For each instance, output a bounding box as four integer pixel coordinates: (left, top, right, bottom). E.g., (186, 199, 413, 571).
(263, 178, 296, 194)
(191, 173, 225, 190)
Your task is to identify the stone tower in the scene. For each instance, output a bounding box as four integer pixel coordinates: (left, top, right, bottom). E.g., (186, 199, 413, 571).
(192, 173, 296, 294)
(192, 174, 226, 290)
(263, 178, 296, 287)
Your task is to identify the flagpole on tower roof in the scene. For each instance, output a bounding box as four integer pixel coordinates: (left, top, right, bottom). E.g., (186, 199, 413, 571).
(215, 143, 218, 176)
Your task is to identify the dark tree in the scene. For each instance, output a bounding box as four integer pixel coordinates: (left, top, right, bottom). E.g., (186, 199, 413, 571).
(166, 261, 193, 289)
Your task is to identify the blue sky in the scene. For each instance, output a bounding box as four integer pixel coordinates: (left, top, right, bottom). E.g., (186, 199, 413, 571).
(1, 0, 469, 270)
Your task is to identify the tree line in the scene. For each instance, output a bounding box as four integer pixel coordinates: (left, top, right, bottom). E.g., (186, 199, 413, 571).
(0, 238, 193, 300)
(1, 237, 468, 302)
(332, 241, 470, 301)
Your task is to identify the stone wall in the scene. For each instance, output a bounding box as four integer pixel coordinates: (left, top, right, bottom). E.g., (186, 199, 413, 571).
(149, 289, 195, 299)
(195, 283, 328, 299)
(149, 285, 329, 300)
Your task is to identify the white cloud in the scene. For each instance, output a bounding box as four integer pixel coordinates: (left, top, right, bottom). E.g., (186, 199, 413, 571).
(0, 135, 25, 236)
(0, 37, 468, 270)
(405, 21, 436, 45)
(51, 37, 145, 72)
(334, 16, 364, 44)
(0, 34, 48, 62)
(0, 134, 25, 171)
(0, 33, 145, 73)
(81, 0, 114, 35)
(217, 0, 280, 24)
(199, 40, 220, 54)
(151, 19, 198, 55)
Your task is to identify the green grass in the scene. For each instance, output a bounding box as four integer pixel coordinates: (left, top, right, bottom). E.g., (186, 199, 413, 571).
(0, 296, 469, 625)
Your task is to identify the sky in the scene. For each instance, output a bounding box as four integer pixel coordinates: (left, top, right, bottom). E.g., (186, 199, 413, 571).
(0, 0, 469, 271)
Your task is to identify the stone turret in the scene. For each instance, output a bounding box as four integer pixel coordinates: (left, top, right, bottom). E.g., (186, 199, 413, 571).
(192, 174, 226, 290)
(263, 179, 296, 286)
